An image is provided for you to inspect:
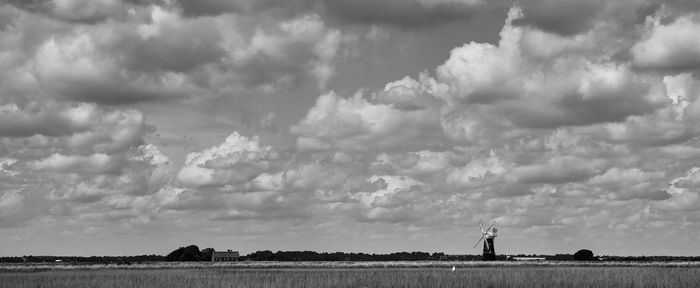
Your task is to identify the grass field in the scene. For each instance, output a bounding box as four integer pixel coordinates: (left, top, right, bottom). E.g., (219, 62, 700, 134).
(2, 262, 700, 288)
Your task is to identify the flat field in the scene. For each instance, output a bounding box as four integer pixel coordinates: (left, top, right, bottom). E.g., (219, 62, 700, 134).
(2, 262, 699, 288)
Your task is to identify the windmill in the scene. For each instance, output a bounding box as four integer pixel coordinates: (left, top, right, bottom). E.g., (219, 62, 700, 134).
(473, 220, 498, 261)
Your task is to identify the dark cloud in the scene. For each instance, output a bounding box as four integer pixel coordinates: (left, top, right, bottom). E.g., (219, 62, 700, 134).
(512, 0, 604, 36)
(174, 0, 289, 17)
(171, 0, 488, 29)
(514, 157, 603, 184)
(612, 189, 673, 201)
(0, 4, 21, 29)
(662, 0, 700, 12)
(492, 182, 533, 197)
(3, 0, 130, 23)
(509, 88, 663, 129)
(319, 0, 480, 29)
(0, 100, 150, 159)
(0, 102, 86, 137)
(52, 79, 189, 105)
(119, 19, 227, 73)
(3, 0, 53, 16)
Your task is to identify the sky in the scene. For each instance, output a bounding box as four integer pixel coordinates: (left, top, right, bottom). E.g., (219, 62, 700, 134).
(2, 0, 700, 257)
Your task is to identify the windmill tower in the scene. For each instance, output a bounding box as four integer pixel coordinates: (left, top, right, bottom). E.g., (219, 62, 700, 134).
(473, 220, 497, 261)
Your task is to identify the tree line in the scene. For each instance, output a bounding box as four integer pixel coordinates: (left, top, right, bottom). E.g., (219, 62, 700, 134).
(5, 246, 700, 263)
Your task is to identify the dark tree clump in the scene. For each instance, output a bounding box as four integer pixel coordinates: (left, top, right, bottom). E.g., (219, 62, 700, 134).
(166, 245, 215, 261)
(573, 249, 595, 261)
(200, 248, 215, 261)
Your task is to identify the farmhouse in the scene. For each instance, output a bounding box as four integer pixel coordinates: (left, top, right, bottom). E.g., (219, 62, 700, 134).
(212, 250, 240, 262)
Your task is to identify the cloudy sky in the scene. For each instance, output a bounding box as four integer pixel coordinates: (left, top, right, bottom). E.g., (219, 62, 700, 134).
(2, 0, 700, 257)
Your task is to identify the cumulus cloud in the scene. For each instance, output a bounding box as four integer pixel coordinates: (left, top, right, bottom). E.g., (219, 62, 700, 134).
(159, 130, 446, 224)
(220, 13, 345, 90)
(158, 132, 320, 221)
(0, 96, 172, 227)
(656, 168, 700, 211)
(6, 0, 700, 255)
(374, 74, 446, 110)
(2, 4, 349, 105)
(632, 13, 700, 72)
(269, 3, 700, 242)
(436, 7, 667, 128)
(0, 143, 172, 227)
(0, 101, 147, 157)
(587, 167, 670, 201)
(176, 132, 277, 187)
(291, 91, 444, 152)
(0, 101, 94, 137)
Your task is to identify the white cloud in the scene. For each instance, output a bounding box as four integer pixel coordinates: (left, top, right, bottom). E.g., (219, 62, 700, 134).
(436, 7, 667, 128)
(6, 0, 700, 255)
(4, 4, 351, 105)
(29, 153, 121, 174)
(447, 151, 508, 188)
(176, 132, 275, 187)
(0, 95, 171, 227)
(656, 168, 700, 211)
(291, 91, 444, 152)
(0, 101, 147, 158)
(375, 73, 446, 110)
(632, 13, 700, 72)
(221, 13, 346, 90)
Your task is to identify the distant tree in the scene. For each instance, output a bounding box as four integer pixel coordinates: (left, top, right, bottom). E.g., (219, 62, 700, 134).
(180, 247, 198, 261)
(166, 247, 184, 261)
(200, 248, 215, 261)
(573, 249, 594, 261)
(431, 252, 446, 260)
(166, 245, 202, 261)
(247, 250, 275, 261)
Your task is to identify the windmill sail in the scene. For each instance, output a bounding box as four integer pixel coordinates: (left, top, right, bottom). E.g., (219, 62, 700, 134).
(473, 220, 497, 261)
(473, 234, 485, 248)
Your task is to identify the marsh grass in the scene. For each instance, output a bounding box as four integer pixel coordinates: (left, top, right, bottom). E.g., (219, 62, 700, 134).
(2, 265, 700, 288)
(3, 260, 700, 272)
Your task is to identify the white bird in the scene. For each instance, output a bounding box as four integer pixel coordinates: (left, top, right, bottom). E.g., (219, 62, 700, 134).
(452, 266, 456, 272)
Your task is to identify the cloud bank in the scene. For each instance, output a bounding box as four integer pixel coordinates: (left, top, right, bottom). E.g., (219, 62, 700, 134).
(2, 0, 700, 255)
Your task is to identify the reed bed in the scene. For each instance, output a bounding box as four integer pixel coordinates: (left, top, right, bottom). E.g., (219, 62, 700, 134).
(2, 264, 700, 288)
(2, 260, 700, 272)
(2, 266, 700, 288)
